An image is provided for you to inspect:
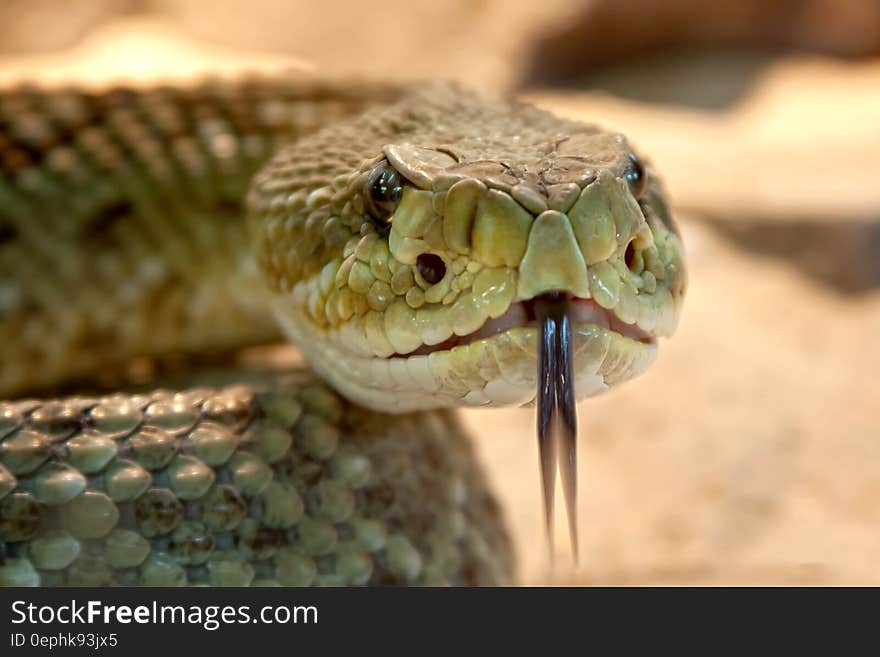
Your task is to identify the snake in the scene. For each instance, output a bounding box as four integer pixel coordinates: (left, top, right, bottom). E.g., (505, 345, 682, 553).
(0, 74, 686, 586)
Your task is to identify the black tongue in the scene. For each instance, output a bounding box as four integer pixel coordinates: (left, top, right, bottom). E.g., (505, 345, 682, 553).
(535, 292, 579, 561)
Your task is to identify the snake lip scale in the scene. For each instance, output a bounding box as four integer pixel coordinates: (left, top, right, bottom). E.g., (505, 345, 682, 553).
(395, 296, 654, 358)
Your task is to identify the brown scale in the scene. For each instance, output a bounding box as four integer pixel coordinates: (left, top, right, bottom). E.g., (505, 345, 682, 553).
(200, 392, 254, 429)
(134, 488, 184, 537)
(126, 427, 179, 470)
(198, 483, 247, 532)
(143, 398, 200, 435)
(236, 518, 284, 561)
(1, 429, 51, 474)
(1, 364, 512, 585)
(0, 491, 42, 541)
(27, 401, 83, 441)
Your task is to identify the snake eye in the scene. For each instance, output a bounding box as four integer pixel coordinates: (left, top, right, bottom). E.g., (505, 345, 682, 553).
(364, 161, 403, 223)
(416, 253, 446, 285)
(624, 154, 648, 199)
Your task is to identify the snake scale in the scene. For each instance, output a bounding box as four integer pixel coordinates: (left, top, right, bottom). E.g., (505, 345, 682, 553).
(0, 74, 686, 586)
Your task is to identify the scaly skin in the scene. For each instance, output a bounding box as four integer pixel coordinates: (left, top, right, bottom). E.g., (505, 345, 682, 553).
(0, 76, 401, 395)
(0, 372, 512, 586)
(0, 74, 686, 585)
(250, 82, 686, 411)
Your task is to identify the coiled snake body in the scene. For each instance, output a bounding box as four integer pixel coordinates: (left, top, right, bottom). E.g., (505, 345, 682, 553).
(0, 76, 685, 586)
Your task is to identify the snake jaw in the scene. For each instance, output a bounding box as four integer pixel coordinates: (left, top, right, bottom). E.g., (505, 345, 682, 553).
(399, 296, 654, 357)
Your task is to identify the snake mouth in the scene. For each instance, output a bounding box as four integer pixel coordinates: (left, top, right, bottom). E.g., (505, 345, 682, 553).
(397, 296, 654, 358)
(389, 293, 653, 558)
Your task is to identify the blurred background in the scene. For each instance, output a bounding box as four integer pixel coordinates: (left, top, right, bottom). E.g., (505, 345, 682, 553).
(1, 0, 878, 585)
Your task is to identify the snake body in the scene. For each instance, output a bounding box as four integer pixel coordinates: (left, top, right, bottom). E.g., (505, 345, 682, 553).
(0, 75, 685, 586)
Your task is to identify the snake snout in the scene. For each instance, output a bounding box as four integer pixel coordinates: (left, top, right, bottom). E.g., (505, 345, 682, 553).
(517, 211, 589, 300)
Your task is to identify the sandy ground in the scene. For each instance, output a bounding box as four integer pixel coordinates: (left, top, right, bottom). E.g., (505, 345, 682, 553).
(2, 13, 878, 585)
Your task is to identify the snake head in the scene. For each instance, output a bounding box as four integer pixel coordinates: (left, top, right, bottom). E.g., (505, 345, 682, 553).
(249, 84, 686, 413)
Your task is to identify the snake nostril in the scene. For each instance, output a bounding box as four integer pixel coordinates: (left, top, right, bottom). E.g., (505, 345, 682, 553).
(416, 253, 446, 285)
(624, 241, 641, 274)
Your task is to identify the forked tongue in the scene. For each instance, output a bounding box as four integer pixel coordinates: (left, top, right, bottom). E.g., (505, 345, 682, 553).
(534, 292, 578, 562)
